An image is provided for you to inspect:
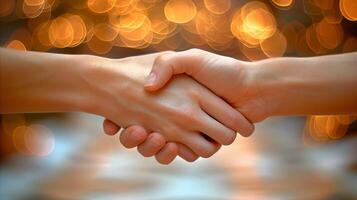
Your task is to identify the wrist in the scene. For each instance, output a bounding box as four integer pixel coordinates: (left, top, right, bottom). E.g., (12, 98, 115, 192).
(75, 56, 138, 120)
(69, 55, 117, 115)
(44, 54, 98, 113)
(249, 57, 311, 117)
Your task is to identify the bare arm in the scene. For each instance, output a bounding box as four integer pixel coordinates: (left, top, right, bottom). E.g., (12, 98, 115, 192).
(0, 48, 92, 113)
(0, 48, 251, 161)
(114, 50, 357, 164)
(144, 49, 357, 120)
(253, 52, 357, 116)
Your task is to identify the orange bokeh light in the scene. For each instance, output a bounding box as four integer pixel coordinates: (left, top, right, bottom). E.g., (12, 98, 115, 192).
(87, 0, 116, 14)
(0, 0, 15, 17)
(164, 0, 197, 24)
(340, 0, 357, 21)
(315, 18, 343, 50)
(24, 124, 55, 157)
(260, 30, 287, 57)
(271, 0, 294, 8)
(204, 0, 231, 15)
(49, 16, 74, 48)
(7, 40, 27, 51)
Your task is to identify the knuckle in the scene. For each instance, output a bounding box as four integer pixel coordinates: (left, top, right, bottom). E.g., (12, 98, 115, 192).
(150, 133, 165, 145)
(154, 54, 169, 66)
(221, 130, 237, 145)
(188, 48, 203, 54)
(161, 125, 179, 140)
(178, 108, 201, 125)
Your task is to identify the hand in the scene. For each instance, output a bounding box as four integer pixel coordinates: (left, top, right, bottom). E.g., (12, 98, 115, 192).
(84, 52, 253, 162)
(103, 49, 259, 164)
(145, 49, 268, 123)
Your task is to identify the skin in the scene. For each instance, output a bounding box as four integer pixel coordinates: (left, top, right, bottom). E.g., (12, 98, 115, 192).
(108, 49, 357, 164)
(0, 48, 254, 163)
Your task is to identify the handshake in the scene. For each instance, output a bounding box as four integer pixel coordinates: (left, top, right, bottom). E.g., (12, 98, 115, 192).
(1, 48, 355, 164)
(101, 49, 262, 164)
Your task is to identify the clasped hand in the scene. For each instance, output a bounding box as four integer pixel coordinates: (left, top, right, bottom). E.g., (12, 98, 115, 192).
(102, 49, 261, 164)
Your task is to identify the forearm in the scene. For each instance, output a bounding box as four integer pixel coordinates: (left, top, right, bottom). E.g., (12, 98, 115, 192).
(254, 52, 357, 116)
(0, 48, 94, 114)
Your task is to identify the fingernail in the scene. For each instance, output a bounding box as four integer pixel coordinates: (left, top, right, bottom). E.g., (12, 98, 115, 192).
(145, 73, 156, 86)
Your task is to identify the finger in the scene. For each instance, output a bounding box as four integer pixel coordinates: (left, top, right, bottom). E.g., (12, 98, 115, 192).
(181, 132, 221, 158)
(137, 133, 166, 157)
(103, 119, 121, 136)
(193, 109, 237, 146)
(177, 143, 199, 162)
(145, 49, 206, 91)
(155, 142, 179, 165)
(120, 125, 148, 148)
(199, 90, 254, 138)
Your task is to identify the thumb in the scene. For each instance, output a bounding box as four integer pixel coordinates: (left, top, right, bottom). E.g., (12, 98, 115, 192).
(144, 49, 205, 91)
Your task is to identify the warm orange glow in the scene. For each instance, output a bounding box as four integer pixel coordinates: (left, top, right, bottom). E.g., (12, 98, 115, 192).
(1, 114, 26, 136)
(306, 115, 353, 142)
(87, 0, 116, 14)
(110, 0, 137, 16)
(243, 8, 276, 40)
(239, 42, 268, 61)
(164, 0, 197, 24)
(180, 30, 205, 46)
(343, 37, 357, 53)
(323, 3, 343, 24)
(24, 0, 45, 6)
(313, 0, 334, 10)
(49, 16, 74, 48)
(66, 15, 87, 47)
(24, 124, 55, 157)
(0, 0, 15, 17)
(260, 31, 287, 57)
(22, 0, 45, 18)
(12, 125, 30, 154)
(315, 18, 343, 50)
(194, 9, 234, 51)
(204, 0, 231, 14)
(340, 0, 357, 21)
(149, 11, 177, 44)
(34, 21, 52, 50)
(231, 1, 277, 49)
(94, 23, 118, 42)
(271, 0, 294, 8)
(0, 0, 352, 61)
(7, 40, 27, 51)
(336, 115, 357, 125)
(305, 24, 328, 54)
(87, 35, 113, 55)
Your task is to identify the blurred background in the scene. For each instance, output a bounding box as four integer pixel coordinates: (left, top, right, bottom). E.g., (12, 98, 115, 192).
(0, 0, 356, 199)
